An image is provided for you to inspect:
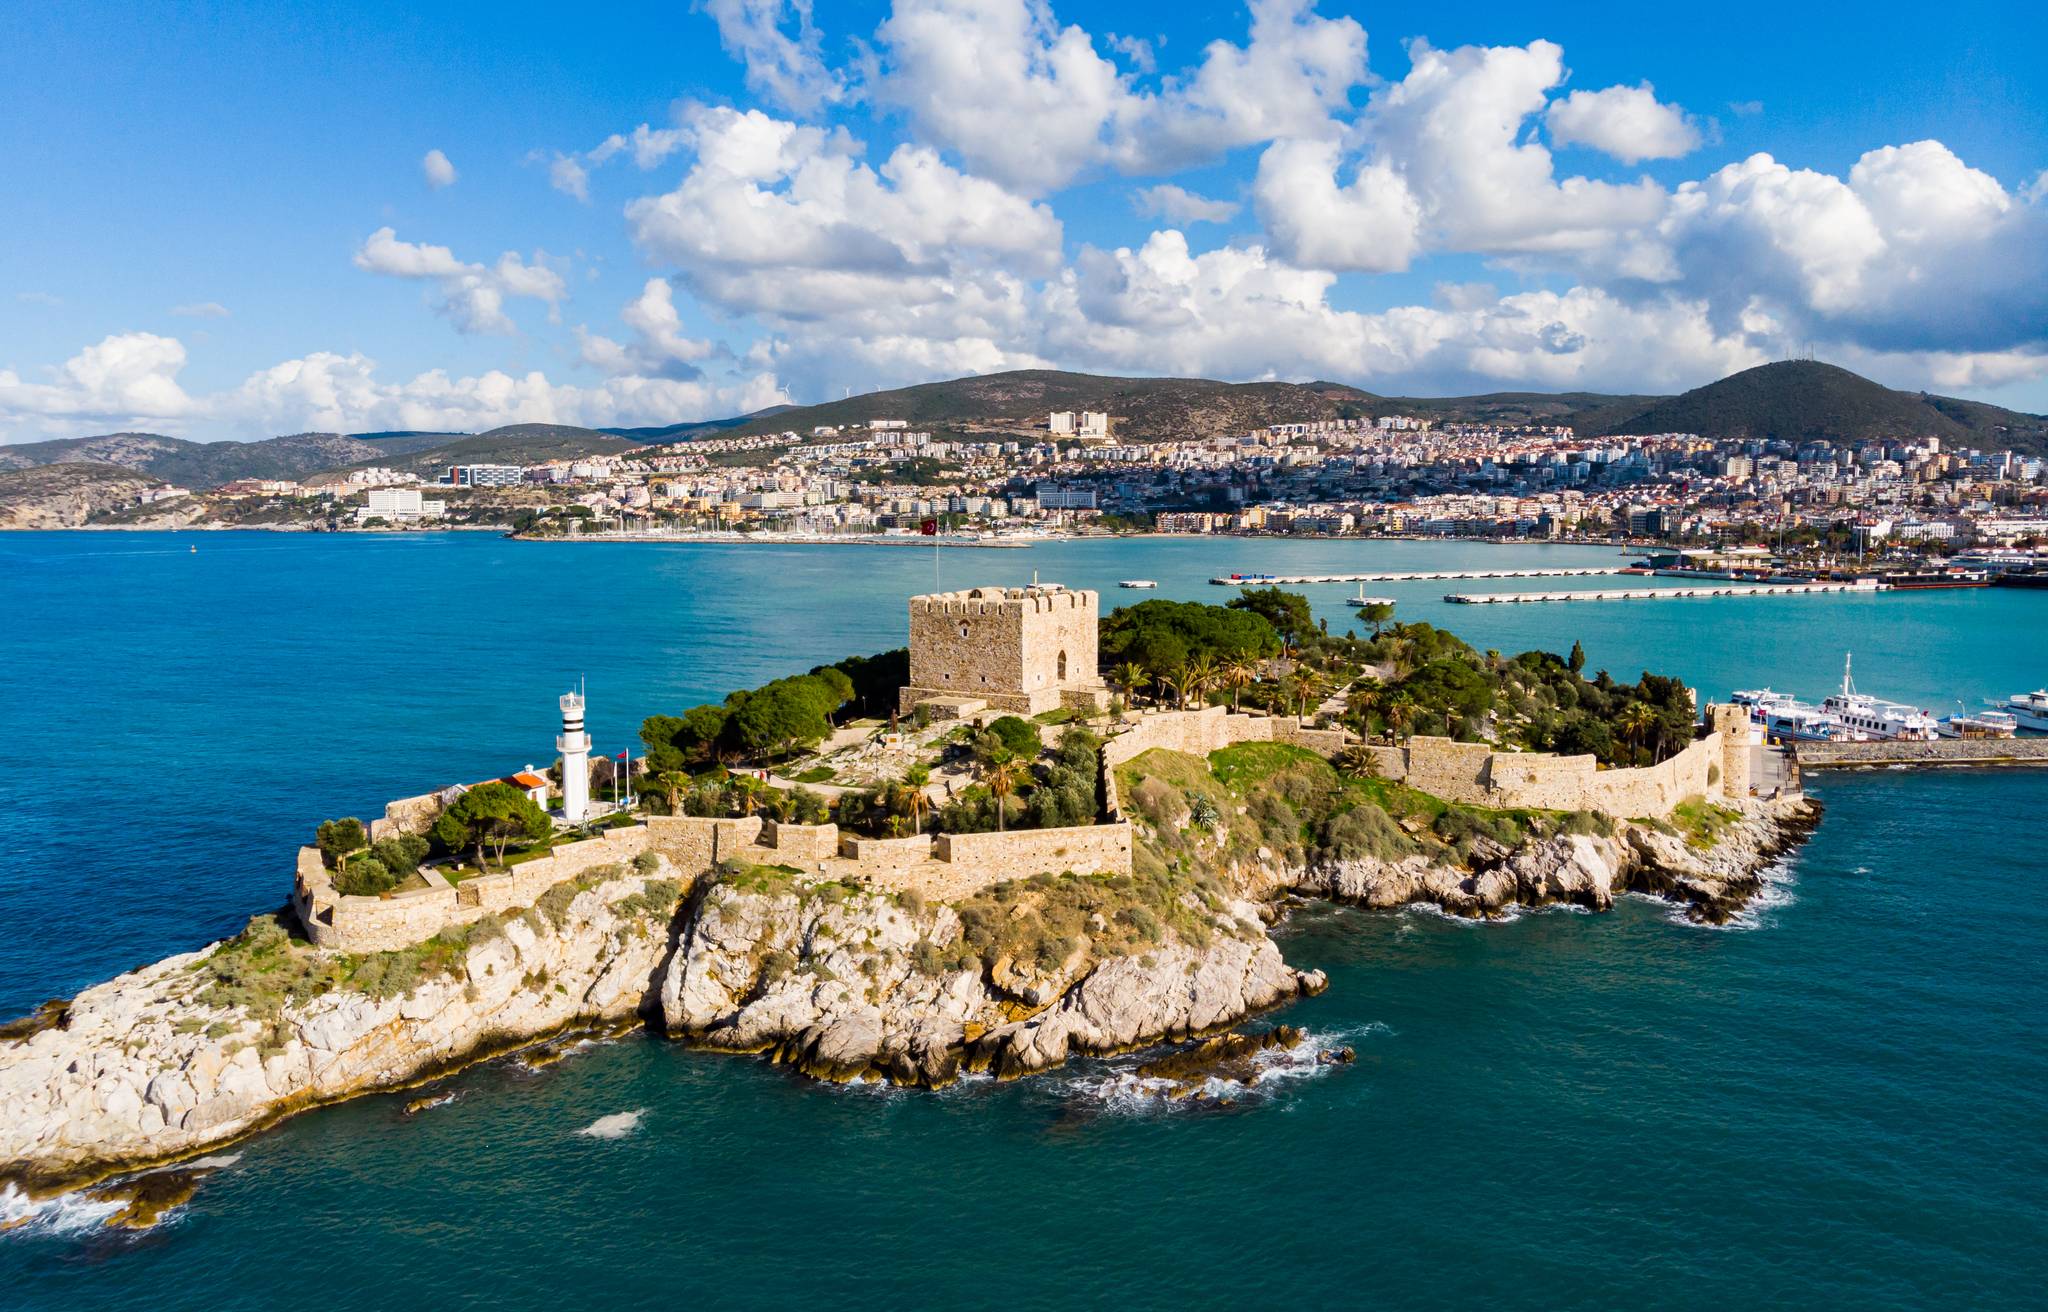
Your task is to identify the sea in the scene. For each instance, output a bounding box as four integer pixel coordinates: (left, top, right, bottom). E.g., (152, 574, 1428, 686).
(0, 530, 2042, 1310)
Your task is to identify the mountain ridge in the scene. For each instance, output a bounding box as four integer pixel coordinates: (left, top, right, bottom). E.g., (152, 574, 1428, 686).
(6, 362, 2042, 467)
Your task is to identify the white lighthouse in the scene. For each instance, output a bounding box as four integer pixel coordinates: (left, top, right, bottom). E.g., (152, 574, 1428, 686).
(557, 689, 591, 823)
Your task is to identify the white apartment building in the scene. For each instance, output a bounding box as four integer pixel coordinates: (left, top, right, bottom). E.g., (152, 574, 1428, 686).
(357, 487, 447, 523)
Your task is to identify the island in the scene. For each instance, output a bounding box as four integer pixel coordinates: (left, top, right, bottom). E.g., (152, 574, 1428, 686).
(0, 582, 1817, 1218)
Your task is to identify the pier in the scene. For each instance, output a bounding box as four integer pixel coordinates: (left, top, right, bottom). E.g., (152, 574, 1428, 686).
(1446, 581, 1885, 604)
(1209, 567, 1628, 585)
(1794, 739, 2048, 769)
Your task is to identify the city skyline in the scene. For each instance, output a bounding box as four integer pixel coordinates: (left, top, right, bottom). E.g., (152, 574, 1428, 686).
(3, 0, 2045, 443)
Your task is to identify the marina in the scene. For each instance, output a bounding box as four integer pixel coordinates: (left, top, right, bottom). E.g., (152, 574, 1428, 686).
(1210, 566, 1629, 585)
(1446, 580, 1885, 604)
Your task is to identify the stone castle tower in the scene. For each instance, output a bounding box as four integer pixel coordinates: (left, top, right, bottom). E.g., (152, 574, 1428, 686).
(898, 583, 1109, 717)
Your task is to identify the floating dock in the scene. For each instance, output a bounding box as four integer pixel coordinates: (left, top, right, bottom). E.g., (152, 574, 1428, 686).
(1210, 567, 1628, 585)
(1445, 581, 1886, 604)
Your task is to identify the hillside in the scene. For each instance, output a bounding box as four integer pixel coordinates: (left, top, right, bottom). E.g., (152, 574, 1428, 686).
(0, 431, 391, 488)
(0, 463, 169, 529)
(309, 424, 653, 481)
(1580, 361, 2048, 452)
(604, 405, 796, 443)
(719, 370, 1387, 443)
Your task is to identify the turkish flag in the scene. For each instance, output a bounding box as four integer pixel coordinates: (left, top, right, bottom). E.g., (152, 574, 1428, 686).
(919, 518, 938, 535)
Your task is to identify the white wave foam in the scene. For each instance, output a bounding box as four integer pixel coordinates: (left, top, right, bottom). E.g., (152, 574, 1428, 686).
(577, 1109, 646, 1140)
(1066, 1026, 1372, 1114)
(0, 1182, 121, 1237)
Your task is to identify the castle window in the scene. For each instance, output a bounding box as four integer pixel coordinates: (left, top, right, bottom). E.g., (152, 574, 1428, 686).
(1057, 650, 1068, 680)
(959, 622, 969, 638)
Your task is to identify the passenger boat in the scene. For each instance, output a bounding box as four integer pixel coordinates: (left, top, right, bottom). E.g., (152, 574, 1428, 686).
(1818, 655, 1940, 741)
(1348, 591, 1396, 607)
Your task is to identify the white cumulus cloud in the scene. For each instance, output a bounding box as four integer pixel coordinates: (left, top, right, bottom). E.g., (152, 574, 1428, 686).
(1133, 184, 1240, 225)
(700, 0, 846, 114)
(1546, 83, 1701, 163)
(421, 148, 458, 188)
(353, 227, 567, 335)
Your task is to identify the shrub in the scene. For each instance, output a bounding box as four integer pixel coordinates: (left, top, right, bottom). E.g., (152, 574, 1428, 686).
(1318, 803, 1410, 863)
(632, 850, 661, 875)
(1186, 794, 1221, 829)
(369, 834, 429, 878)
(984, 715, 1042, 760)
(333, 857, 397, 897)
(1559, 809, 1613, 837)
(789, 787, 830, 825)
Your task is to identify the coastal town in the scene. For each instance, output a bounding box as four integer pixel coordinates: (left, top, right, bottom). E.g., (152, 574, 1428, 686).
(8, 366, 2048, 578)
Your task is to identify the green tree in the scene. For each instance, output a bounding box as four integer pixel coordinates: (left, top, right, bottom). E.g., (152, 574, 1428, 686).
(315, 817, 368, 869)
(1568, 640, 1586, 674)
(983, 715, 1042, 760)
(1227, 587, 1315, 652)
(1356, 601, 1395, 636)
(431, 782, 551, 869)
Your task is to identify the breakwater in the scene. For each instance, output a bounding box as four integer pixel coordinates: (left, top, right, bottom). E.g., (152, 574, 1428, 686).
(1210, 566, 1625, 585)
(1448, 581, 1884, 604)
(1793, 738, 2048, 769)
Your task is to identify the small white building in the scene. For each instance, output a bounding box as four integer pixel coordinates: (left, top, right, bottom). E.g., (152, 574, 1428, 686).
(1049, 411, 1076, 436)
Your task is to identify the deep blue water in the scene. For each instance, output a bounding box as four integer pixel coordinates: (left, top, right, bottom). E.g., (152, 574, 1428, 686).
(1, 531, 2043, 1309)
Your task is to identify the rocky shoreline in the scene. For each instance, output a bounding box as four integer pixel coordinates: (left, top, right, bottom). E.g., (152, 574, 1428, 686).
(0, 794, 1816, 1205)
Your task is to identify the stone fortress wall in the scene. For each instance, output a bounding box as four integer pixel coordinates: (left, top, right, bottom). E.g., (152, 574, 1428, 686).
(1099, 703, 1745, 822)
(298, 806, 1135, 954)
(899, 585, 1108, 716)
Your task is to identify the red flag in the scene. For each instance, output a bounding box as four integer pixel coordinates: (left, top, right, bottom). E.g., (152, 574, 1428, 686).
(616, 751, 629, 759)
(919, 517, 938, 535)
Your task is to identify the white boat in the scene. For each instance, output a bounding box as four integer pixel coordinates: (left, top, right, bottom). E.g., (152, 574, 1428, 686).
(1938, 710, 2018, 739)
(1819, 655, 1940, 741)
(1997, 690, 2048, 732)
(1729, 687, 1863, 743)
(1348, 591, 1396, 607)
(1118, 579, 1158, 589)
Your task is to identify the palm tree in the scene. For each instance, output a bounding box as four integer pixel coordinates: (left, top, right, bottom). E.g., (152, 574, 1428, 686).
(1157, 665, 1188, 711)
(1293, 669, 1327, 719)
(1113, 661, 1149, 708)
(1185, 654, 1218, 709)
(1337, 743, 1382, 780)
(900, 764, 932, 835)
(654, 771, 691, 816)
(1346, 679, 1384, 737)
(1619, 702, 1658, 764)
(1221, 656, 1258, 712)
(985, 757, 1025, 832)
(1383, 694, 1417, 743)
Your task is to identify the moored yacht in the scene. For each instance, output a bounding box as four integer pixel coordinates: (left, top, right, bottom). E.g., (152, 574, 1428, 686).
(1997, 690, 2048, 732)
(1937, 710, 2019, 739)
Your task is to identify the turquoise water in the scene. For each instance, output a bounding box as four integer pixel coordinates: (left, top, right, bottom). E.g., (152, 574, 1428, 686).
(2, 532, 2043, 1308)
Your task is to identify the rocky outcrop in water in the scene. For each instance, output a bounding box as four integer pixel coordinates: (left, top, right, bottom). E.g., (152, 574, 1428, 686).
(660, 879, 1323, 1086)
(1276, 796, 1816, 925)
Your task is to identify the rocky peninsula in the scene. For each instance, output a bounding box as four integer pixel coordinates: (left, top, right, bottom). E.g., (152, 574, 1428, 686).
(0, 583, 1822, 1219)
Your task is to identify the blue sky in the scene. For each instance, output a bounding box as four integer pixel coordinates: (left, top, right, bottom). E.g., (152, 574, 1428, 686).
(2, 0, 2044, 441)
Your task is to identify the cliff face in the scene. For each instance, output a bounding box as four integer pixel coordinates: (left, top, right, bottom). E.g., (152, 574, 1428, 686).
(661, 880, 1321, 1085)
(0, 865, 680, 1188)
